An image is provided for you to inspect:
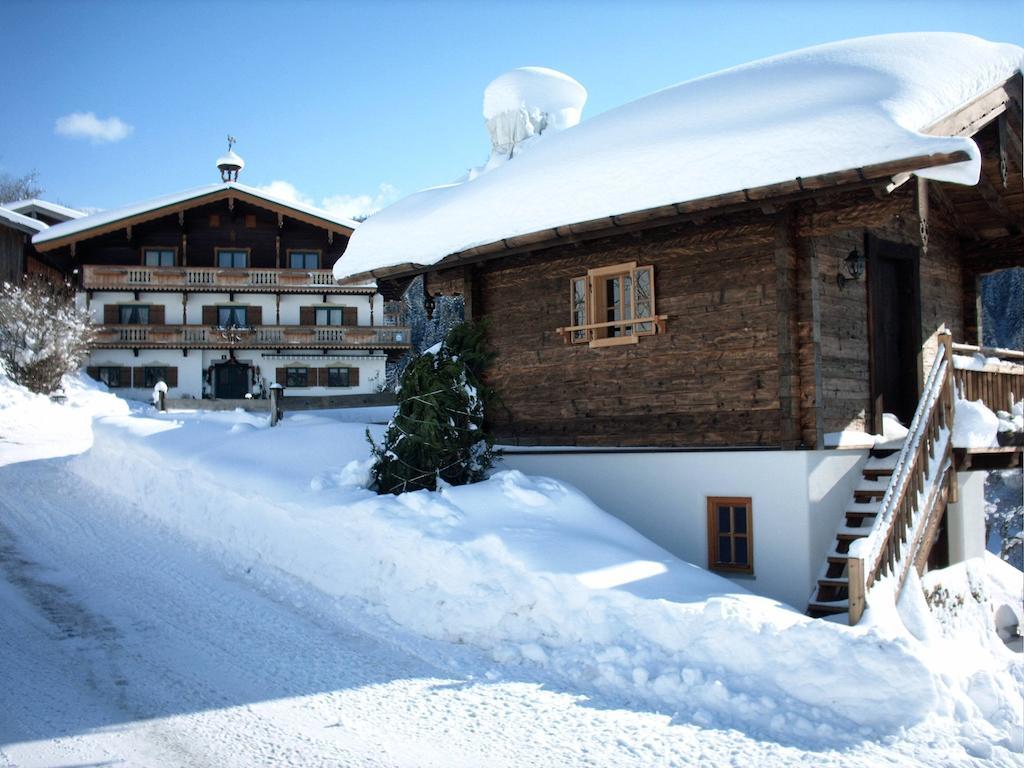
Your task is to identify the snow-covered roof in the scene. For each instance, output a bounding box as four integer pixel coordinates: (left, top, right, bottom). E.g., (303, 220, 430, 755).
(335, 33, 1023, 280)
(33, 181, 359, 247)
(0, 205, 49, 234)
(4, 198, 85, 222)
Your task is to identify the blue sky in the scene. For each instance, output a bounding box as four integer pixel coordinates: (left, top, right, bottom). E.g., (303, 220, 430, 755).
(4, 0, 1022, 216)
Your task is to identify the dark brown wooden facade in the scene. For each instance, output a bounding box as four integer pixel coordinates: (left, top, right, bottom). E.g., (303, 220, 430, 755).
(381, 77, 1023, 450)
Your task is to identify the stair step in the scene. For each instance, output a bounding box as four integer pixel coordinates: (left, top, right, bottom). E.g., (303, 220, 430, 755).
(818, 577, 849, 587)
(845, 509, 878, 521)
(862, 468, 894, 480)
(865, 453, 900, 469)
(807, 600, 849, 616)
(836, 531, 868, 542)
(854, 489, 887, 502)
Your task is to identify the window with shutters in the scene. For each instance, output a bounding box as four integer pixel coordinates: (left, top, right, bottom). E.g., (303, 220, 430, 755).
(217, 306, 248, 328)
(142, 366, 167, 388)
(557, 262, 663, 348)
(216, 248, 249, 268)
(315, 307, 344, 325)
(286, 367, 309, 387)
(326, 367, 350, 387)
(288, 250, 320, 269)
(142, 248, 176, 266)
(96, 366, 124, 388)
(707, 497, 753, 574)
(119, 305, 150, 324)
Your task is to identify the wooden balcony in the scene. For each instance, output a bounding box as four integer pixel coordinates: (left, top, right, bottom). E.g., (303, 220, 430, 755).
(91, 324, 411, 350)
(81, 264, 375, 294)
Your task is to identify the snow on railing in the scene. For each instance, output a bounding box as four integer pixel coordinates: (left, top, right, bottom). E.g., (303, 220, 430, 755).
(846, 330, 957, 624)
(951, 342, 1023, 414)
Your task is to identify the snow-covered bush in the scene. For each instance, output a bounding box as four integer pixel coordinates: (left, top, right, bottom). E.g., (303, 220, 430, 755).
(0, 278, 94, 394)
(369, 321, 496, 494)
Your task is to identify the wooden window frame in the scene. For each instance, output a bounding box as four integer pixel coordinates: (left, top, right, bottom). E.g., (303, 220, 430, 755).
(556, 261, 666, 348)
(326, 367, 351, 387)
(315, 306, 344, 326)
(286, 367, 309, 388)
(141, 246, 178, 267)
(119, 304, 151, 325)
(215, 247, 250, 269)
(287, 249, 321, 270)
(96, 366, 124, 388)
(707, 496, 753, 574)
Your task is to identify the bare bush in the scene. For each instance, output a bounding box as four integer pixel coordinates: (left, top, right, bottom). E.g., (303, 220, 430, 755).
(0, 278, 94, 393)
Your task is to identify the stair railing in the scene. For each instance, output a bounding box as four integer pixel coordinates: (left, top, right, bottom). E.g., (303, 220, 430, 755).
(846, 330, 957, 624)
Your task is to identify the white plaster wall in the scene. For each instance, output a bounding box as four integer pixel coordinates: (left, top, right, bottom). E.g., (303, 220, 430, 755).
(199, 350, 386, 397)
(84, 291, 185, 324)
(946, 470, 988, 564)
(84, 348, 202, 400)
(500, 449, 867, 609)
(278, 294, 378, 325)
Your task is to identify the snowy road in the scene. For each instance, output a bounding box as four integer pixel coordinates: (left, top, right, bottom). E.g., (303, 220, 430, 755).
(0, 458, 785, 768)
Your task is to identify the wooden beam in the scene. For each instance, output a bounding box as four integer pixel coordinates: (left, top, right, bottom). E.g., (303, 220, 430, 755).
(929, 182, 976, 240)
(774, 210, 801, 449)
(923, 74, 1019, 137)
(974, 170, 1022, 234)
(999, 113, 1024, 180)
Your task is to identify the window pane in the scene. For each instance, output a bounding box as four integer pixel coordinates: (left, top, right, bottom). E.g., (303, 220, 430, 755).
(327, 368, 349, 387)
(289, 251, 318, 269)
(634, 266, 653, 332)
(100, 368, 121, 387)
(571, 277, 587, 342)
(316, 308, 343, 326)
(218, 250, 247, 268)
(144, 249, 174, 266)
(717, 506, 731, 533)
(717, 536, 732, 564)
(218, 307, 248, 327)
(120, 306, 149, 324)
(143, 367, 166, 388)
(286, 368, 308, 387)
(733, 506, 747, 534)
(734, 538, 749, 566)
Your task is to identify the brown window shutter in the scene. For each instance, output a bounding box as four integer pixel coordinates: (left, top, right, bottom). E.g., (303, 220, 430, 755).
(299, 306, 314, 325)
(311, 368, 320, 386)
(166, 367, 178, 387)
(132, 367, 144, 387)
(150, 305, 165, 325)
(122, 367, 133, 385)
(342, 307, 358, 326)
(202, 305, 216, 326)
(245, 214, 256, 228)
(249, 305, 262, 326)
(349, 367, 360, 387)
(276, 367, 287, 385)
(86, 366, 99, 380)
(104, 305, 119, 324)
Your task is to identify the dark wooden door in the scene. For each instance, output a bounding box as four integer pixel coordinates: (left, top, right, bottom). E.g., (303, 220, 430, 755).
(868, 237, 921, 432)
(215, 363, 249, 399)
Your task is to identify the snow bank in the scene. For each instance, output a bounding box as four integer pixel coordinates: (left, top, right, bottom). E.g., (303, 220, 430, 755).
(954, 397, 1000, 448)
(335, 33, 1023, 278)
(53, 405, 958, 743)
(824, 412, 908, 448)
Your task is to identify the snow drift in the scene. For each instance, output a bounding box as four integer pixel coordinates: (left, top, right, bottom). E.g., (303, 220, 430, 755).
(335, 32, 1023, 279)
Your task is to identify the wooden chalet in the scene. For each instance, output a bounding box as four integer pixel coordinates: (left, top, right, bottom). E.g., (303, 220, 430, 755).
(336, 36, 1023, 618)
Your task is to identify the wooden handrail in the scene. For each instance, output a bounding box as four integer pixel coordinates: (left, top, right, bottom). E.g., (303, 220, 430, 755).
(847, 331, 957, 624)
(951, 342, 1024, 361)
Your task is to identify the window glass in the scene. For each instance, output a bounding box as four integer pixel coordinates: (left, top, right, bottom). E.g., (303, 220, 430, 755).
(119, 305, 150, 324)
(315, 307, 344, 326)
(733, 506, 747, 534)
(571, 277, 588, 343)
(327, 368, 350, 387)
(218, 307, 248, 327)
(143, 249, 175, 266)
(634, 267, 653, 332)
(98, 367, 122, 388)
(734, 538, 749, 566)
(217, 250, 248, 268)
(286, 367, 308, 387)
(289, 251, 319, 269)
(708, 497, 752, 573)
(143, 367, 166, 388)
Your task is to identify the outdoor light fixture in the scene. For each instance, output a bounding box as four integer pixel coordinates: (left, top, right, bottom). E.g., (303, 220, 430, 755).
(836, 248, 865, 289)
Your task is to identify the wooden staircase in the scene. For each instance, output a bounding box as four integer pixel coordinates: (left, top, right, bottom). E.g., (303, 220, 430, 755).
(807, 450, 898, 617)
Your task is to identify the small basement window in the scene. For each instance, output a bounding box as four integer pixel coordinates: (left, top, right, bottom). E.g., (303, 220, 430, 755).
(286, 367, 309, 388)
(557, 261, 663, 347)
(119, 305, 150, 324)
(143, 248, 176, 266)
(707, 497, 753, 574)
(289, 251, 320, 269)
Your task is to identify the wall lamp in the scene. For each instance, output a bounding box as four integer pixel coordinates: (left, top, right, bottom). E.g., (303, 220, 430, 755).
(836, 248, 865, 289)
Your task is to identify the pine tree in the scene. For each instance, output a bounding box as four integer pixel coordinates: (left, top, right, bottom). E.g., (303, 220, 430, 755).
(369, 321, 496, 494)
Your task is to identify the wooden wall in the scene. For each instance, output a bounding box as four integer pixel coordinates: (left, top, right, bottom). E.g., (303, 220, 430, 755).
(0, 226, 25, 285)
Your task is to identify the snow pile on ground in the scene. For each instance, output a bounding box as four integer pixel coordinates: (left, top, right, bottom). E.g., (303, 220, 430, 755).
(954, 397, 1000, 448)
(335, 33, 1024, 278)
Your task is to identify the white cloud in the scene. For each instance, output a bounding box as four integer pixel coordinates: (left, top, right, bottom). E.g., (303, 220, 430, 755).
(254, 181, 399, 221)
(55, 112, 134, 144)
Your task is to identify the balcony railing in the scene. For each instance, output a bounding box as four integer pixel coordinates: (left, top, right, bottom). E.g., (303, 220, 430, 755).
(81, 264, 374, 293)
(91, 324, 411, 349)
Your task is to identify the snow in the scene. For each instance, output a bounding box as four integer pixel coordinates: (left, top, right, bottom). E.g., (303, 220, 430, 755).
(1, 373, 1022, 765)
(216, 148, 245, 170)
(335, 33, 1024, 279)
(0, 205, 48, 234)
(824, 412, 908, 448)
(3, 197, 86, 221)
(33, 181, 360, 246)
(954, 397, 1002, 448)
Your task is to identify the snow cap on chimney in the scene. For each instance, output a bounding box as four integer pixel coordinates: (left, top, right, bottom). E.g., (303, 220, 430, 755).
(483, 67, 587, 159)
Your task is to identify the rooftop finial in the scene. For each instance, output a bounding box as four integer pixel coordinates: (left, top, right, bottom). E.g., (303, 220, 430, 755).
(217, 135, 244, 182)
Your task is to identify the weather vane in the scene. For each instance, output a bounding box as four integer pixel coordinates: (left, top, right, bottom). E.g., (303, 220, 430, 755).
(227, 134, 237, 152)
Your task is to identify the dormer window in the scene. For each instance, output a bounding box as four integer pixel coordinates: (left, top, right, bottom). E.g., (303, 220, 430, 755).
(289, 250, 319, 269)
(217, 248, 249, 268)
(143, 248, 176, 266)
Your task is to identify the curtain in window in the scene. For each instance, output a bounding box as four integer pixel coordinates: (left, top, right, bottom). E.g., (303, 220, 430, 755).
(218, 307, 248, 327)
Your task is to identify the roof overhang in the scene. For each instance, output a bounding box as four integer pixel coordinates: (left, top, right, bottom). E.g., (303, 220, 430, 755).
(34, 186, 355, 253)
(338, 148, 972, 285)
